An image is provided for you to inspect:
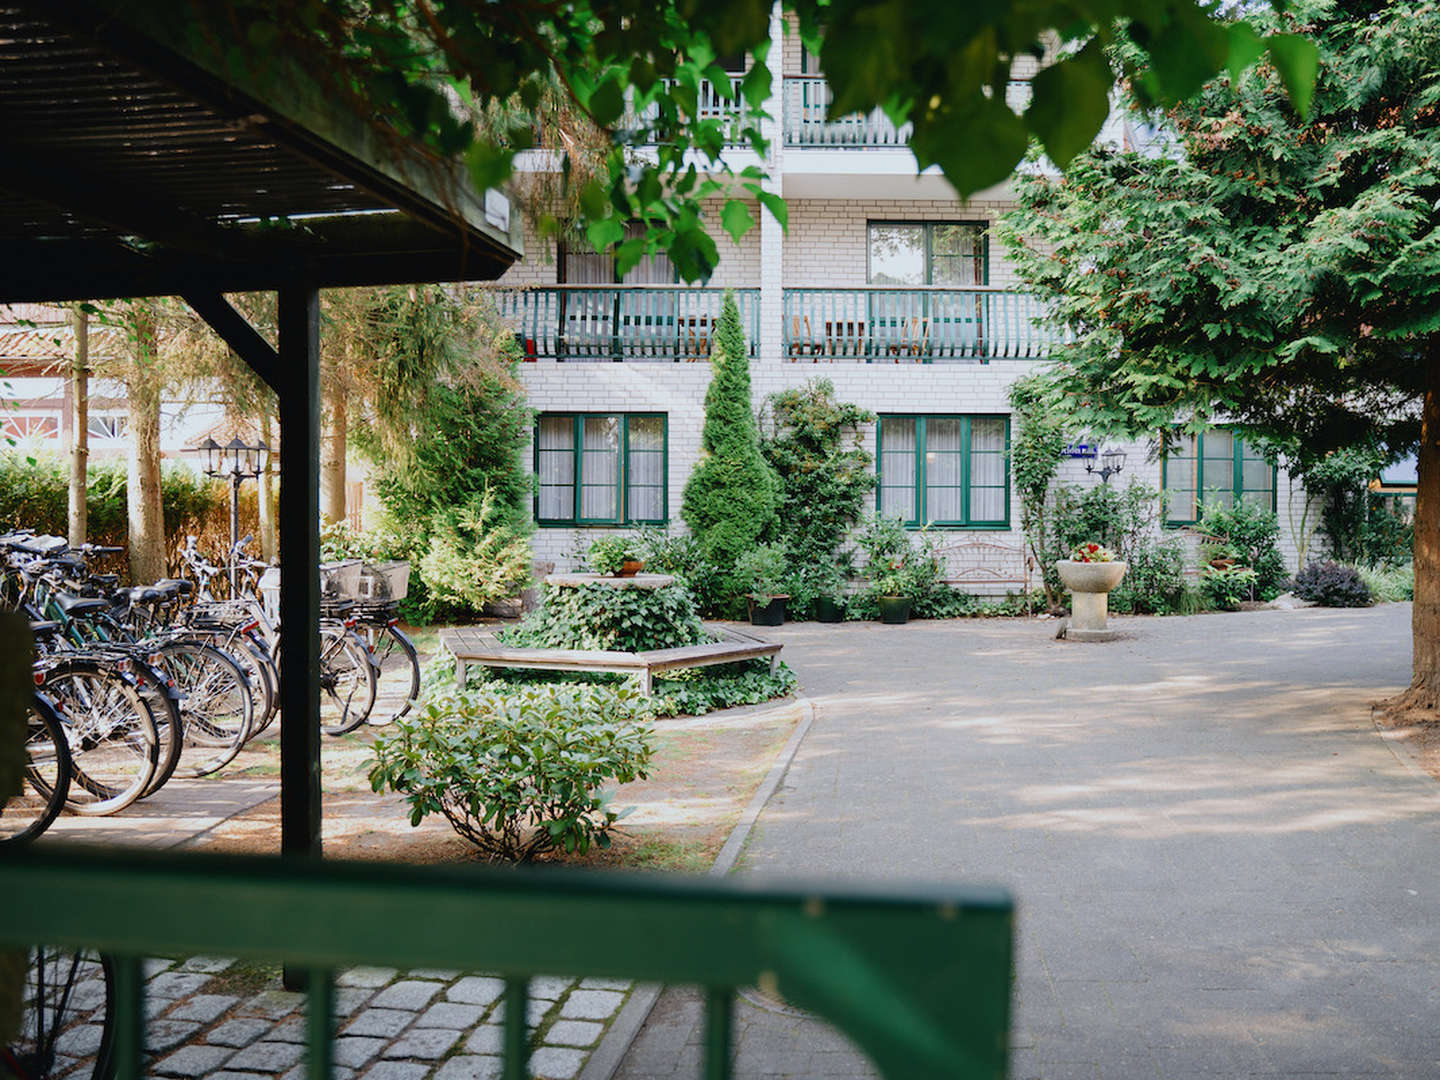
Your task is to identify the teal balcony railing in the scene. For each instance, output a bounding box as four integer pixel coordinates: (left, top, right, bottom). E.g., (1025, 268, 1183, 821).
(784, 78, 1033, 148)
(783, 287, 1064, 362)
(484, 286, 760, 362)
(1, 845, 1014, 1080)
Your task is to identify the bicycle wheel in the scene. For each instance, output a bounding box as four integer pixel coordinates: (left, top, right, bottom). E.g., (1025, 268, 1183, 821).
(40, 661, 158, 816)
(156, 641, 253, 778)
(3, 947, 116, 1080)
(318, 625, 377, 736)
(0, 695, 72, 845)
(128, 663, 184, 798)
(363, 623, 420, 725)
(237, 631, 278, 739)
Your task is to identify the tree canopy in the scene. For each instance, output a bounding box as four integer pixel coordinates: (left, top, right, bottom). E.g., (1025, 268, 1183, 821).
(216, 0, 1316, 281)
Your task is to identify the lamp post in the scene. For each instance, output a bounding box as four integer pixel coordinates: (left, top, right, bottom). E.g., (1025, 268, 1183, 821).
(1086, 447, 1126, 484)
(192, 435, 270, 587)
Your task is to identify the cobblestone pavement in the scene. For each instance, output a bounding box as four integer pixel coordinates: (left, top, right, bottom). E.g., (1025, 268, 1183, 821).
(128, 956, 632, 1080)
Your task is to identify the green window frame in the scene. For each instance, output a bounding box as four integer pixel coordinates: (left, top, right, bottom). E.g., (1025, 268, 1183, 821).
(876, 414, 1011, 528)
(534, 413, 668, 526)
(1161, 428, 1276, 526)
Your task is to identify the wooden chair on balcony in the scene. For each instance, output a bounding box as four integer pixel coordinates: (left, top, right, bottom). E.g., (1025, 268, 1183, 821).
(788, 315, 821, 360)
(887, 316, 930, 362)
(824, 320, 866, 359)
(678, 314, 711, 362)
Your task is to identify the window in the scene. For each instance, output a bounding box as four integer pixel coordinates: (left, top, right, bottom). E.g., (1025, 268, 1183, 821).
(559, 222, 674, 285)
(1162, 429, 1275, 525)
(867, 222, 987, 286)
(535, 414, 667, 525)
(1, 415, 59, 440)
(877, 415, 1009, 527)
(86, 414, 127, 441)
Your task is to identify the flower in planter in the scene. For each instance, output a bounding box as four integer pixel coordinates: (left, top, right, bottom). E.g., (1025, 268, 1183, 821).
(1069, 542, 1116, 563)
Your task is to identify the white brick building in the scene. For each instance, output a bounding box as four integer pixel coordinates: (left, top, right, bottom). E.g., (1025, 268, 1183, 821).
(488, 15, 1311, 582)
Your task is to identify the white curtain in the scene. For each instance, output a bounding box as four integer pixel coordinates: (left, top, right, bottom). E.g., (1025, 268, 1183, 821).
(1202, 429, 1235, 510)
(926, 418, 965, 522)
(626, 417, 666, 520)
(880, 418, 917, 519)
(968, 418, 1007, 522)
(581, 416, 620, 520)
(536, 416, 574, 519)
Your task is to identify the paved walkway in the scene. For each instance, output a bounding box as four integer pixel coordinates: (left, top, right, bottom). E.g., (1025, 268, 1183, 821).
(617, 604, 1440, 1079)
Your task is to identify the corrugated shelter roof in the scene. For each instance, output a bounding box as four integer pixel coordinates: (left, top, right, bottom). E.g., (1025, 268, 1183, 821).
(0, 0, 522, 303)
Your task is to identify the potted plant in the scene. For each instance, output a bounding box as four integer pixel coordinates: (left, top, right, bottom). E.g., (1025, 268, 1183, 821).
(587, 536, 644, 577)
(873, 557, 919, 624)
(812, 564, 848, 623)
(735, 543, 790, 626)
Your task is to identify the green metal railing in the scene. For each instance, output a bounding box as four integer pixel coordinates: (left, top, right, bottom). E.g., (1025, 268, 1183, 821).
(485, 286, 760, 362)
(783, 286, 1064, 362)
(783, 78, 1033, 148)
(0, 845, 1013, 1080)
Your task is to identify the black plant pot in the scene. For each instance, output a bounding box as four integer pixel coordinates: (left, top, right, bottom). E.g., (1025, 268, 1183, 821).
(749, 596, 787, 626)
(878, 596, 913, 624)
(813, 596, 845, 623)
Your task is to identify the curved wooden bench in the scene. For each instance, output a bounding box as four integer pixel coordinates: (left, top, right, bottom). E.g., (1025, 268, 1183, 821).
(441, 623, 782, 695)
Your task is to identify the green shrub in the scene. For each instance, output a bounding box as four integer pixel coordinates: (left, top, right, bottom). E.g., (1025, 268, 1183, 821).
(1292, 561, 1372, 607)
(651, 662, 797, 716)
(418, 488, 533, 617)
(1356, 561, 1414, 602)
(587, 535, 641, 576)
(855, 516, 944, 606)
(733, 542, 788, 599)
(503, 581, 708, 653)
(368, 684, 653, 861)
(760, 379, 874, 597)
(634, 527, 726, 616)
(1109, 539, 1188, 615)
(1200, 565, 1259, 611)
(681, 292, 779, 594)
(1197, 501, 1287, 601)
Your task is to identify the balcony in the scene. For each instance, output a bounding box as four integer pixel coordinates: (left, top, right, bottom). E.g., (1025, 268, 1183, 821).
(621, 79, 753, 148)
(783, 287, 1062, 362)
(783, 77, 1033, 149)
(485, 286, 760, 362)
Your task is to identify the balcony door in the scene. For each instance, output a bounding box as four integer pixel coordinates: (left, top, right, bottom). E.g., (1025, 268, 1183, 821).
(558, 224, 675, 360)
(867, 222, 986, 358)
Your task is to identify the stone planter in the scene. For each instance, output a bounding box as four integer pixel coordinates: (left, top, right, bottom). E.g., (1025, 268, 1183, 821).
(1055, 559, 1128, 642)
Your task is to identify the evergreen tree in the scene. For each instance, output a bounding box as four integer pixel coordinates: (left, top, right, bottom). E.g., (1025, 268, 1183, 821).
(1003, 0, 1440, 705)
(681, 292, 778, 592)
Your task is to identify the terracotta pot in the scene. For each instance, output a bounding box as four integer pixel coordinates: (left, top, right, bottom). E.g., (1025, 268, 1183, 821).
(617, 559, 645, 577)
(1055, 559, 1128, 594)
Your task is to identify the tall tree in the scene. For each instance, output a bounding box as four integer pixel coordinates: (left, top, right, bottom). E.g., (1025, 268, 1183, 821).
(682, 292, 778, 591)
(120, 299, 167, 583)
(66, 303, 89, 548)
(1002, 0, 1440, 703)
(197, 0, 1313, 280)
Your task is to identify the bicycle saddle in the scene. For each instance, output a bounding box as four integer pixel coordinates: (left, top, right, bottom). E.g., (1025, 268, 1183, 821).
(53, 592, 111, 616)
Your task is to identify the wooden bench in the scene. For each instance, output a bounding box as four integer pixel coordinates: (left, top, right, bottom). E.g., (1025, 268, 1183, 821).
(441, 623, 783, 696)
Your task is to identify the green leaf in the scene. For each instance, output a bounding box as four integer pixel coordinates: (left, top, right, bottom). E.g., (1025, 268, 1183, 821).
(464, 141, 513, 191)
(1268, 33, 1319, 117)
(1027, 39, 1113, 169)
(589, 74, 625, 128)
(721, 199, 755, 244)
(912, 96, 1028, 198)
(756, 189, 787, 230)
(1226, 23, 1267, 85)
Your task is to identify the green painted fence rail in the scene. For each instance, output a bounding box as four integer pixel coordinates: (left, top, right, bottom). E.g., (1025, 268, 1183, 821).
(0, 845, 1014, 1080)
(483, 286, 761, 362)
(783, 286, 1066, 362)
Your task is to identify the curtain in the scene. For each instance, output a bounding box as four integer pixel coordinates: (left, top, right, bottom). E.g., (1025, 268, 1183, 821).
(968, 418, 1007, 522)
(1163, 433, 1199, 521)
(926, 418, 965, 522)
(626, 417, 666, 521)
(880, 418, 918, 519)
(581, 416, 620, 520)
(1201, 429, 1235, 511)
(537, 416, 575, 520)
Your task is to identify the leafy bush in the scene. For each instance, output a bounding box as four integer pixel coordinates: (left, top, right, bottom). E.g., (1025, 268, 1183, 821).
(1292, 561, 1372, 607)
(651, 662, 797, 716)
(1007, 373, 1073, 609)
(1197, 500, 1288, 601)
(1357, 561, 1413, 602)
(681, 292, 779, 594)
(759, 379, 874, 596)
(1359, 497, 1413, 566)
(855, 516, 944, 605)
(368, 684, 653, 861)
(418, 488, 533, 617)
(733, 542, 788, 598)
(634, 527, 726, 616)
(1200, 565, 1259, 611)
(1047, 482, 1172, 607)
(587, 535, 641, 576)
(503, 581, 708, 653)
(1109, 539, 1188, 615)
(782, 561, 847, 619)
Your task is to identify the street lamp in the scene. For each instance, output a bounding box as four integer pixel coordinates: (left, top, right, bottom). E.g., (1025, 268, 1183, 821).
(1086, 447, 1126, 484)
(190, 434, 270, 586)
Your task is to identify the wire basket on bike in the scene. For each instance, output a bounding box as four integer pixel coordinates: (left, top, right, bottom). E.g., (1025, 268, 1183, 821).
(358, 561, 410, 603)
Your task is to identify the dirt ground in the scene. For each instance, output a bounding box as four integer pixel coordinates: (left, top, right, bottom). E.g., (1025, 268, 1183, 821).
(1372, 699, 1440, 783)
(188, 699, 802, 871)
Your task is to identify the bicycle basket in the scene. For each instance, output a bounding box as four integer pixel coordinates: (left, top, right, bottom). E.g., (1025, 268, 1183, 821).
(359, 560, 410, 602)
(320, 560, 363, 600)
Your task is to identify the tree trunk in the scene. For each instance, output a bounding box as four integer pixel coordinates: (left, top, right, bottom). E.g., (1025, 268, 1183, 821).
(1405, 337, 1440, 706)
(258, 411, 278, 562)
(68, 305, 89, 548)
(320, 384, 347, 526)
(125, 303, 167, 584)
